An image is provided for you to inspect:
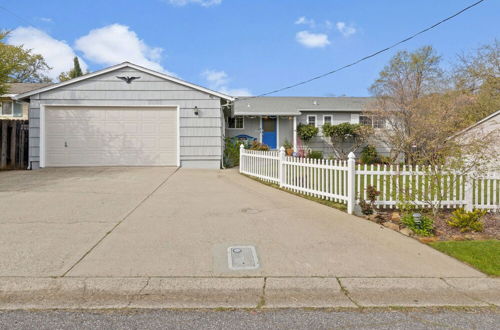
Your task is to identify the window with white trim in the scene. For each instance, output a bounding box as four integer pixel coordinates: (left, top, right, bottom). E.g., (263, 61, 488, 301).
(1, 101, 13, 116)
(227, 116, 244, 129)
(360, 115, 385, 129)
(307, 115, 316, 126)
(323, 115, 332, 125)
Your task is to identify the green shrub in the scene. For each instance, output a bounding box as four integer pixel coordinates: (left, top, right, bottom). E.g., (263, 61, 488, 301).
(223, 138, 243, 168)
(448, 208, 486, 232)
(401, 214, 434, 237)
(360, 145, 379, 164)
(282, 139, 293, 150)
(307, 151, 323, 159)
(297, 124, 319, 142)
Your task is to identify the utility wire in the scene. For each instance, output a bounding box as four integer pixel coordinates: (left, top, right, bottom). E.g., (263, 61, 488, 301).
(0, 5, 39, 28)
(235, 0, 486, 102)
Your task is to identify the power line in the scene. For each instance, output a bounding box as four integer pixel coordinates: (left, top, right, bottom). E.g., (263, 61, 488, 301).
(0, 5, 38, 28)
(235, 0, 486, 102)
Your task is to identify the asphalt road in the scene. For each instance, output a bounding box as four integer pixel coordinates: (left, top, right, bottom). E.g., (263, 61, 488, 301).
(0, 308, 498, 330)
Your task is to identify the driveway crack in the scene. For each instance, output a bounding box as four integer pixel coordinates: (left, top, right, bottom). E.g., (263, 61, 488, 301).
(60, 168, 180, 277)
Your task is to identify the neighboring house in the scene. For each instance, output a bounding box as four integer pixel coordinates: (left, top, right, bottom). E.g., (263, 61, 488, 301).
(1, 83, 52, 119)
(450, 110, 500, 171)
(227, 96, 391, 157)
(15, 62, 233, 169)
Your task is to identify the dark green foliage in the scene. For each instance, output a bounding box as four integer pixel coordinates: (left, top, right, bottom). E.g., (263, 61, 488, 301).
(296, 124, 318, 142)
(448, 208, 486, 232)
(223, 138, 243, 168)
(360, 145, 380, 164)
(401, 214, 434, 236)
(58, 56, 84, 82)
(322, 122, 366, 141)
(307, 151, 323, 159)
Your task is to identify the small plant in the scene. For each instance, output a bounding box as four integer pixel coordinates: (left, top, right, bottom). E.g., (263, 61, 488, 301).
(249, 141, 270, 151)
(282, 139, 293, 150)
(448, 208, 486, 232)
(358, 185, 381, 215)
(360, 145, 380, 164)
(223, 138, 243, 168)
(401, 214, 434, 237)
(307, 151, 323, 159)
(297, 124, 319, 143)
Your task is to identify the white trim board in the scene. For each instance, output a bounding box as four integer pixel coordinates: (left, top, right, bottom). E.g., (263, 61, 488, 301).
(40, 104, 181, 167)
(15, 62, 234, 101)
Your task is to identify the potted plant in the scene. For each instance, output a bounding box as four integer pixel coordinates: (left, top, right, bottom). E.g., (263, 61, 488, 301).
(282, 139, 294, 156)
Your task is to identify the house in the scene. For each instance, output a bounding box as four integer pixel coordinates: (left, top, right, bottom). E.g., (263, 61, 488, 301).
(15, 62, 233, 169)
(1, 83, 52, 119)
(450, 109, 500, 171)
(14, 61, 390, 170)
(227, 96, 391, 157)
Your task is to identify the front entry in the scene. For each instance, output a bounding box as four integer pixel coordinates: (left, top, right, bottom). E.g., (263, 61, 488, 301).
(262, 117, 277, 149)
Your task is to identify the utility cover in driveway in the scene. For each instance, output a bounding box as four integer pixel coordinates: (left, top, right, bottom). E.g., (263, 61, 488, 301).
(228, 246, 259, 270)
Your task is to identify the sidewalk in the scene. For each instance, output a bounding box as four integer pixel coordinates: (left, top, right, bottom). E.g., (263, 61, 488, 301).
(1, 276, 498, 309)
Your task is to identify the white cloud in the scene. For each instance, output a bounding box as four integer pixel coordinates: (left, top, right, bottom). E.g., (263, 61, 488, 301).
(38, 17, 53, 23)
(202, 69, 251, 96)
(167, 0, 222, 7)
(336, 22, 356, 37)
(7, 26, 87, 80)
(295, 30, 330, 48)
(75, 24, 171, 74)
(295, 16, 315, 28)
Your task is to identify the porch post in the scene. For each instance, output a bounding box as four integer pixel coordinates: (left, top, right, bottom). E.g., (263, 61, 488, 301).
(259, 116, 263, 142)
(293, 116, 297, 152)
(276, 116, 280, 148)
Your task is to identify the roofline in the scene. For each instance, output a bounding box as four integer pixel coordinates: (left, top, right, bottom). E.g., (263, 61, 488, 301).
(234, 112, 301, 116)
(14, 62, 235, 101)
(449, 109, 500, 140)
(1, 94, 17, 98)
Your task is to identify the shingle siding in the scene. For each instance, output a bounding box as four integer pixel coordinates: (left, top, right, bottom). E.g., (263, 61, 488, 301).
(27, 67, 223, 169)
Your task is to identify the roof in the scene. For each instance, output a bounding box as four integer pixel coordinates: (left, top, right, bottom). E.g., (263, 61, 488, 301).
(233, 96, 376, 116)
(1, 83, 53, 97)
(449, 109, 500, 139)
(14, 62, 234, 101)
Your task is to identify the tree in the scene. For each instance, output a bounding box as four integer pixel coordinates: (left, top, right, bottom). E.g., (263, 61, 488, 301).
(368, 46, 445, 162)
(452, 39, 500, 123)
(58, 57, 84, 82)
(0, 31, 52, 93)
(322, 122, 373, 159)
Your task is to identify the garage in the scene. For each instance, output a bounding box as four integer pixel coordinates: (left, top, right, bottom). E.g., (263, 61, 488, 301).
(14, 62, 234, 169)
(42, 106, 179, 167)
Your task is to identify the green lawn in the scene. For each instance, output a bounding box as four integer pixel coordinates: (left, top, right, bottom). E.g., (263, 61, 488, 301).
(429, 240, 500, 276)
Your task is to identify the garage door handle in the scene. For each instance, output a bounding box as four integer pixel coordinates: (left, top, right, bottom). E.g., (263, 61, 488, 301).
(64, 141, 68, 148)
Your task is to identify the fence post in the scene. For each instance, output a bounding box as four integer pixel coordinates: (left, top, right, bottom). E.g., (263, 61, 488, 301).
(239, 144, 244, 173)
(279, 146, 285, 187)
(464, 174, 474, 211)
(347, 152, 356, 214)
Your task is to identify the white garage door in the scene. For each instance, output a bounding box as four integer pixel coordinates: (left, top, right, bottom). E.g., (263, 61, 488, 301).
(44, 107, 178, 166)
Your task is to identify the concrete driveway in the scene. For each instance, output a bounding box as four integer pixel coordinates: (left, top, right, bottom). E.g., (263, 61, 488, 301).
(0, 167, 483, 278)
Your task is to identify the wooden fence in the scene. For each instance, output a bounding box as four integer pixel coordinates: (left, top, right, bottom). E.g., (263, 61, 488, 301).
(0, 120, 29, 170)
(239, 146, 500, 214)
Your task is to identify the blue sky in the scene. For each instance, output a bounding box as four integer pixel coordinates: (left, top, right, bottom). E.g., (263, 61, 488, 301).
(1, 0, 498, 96)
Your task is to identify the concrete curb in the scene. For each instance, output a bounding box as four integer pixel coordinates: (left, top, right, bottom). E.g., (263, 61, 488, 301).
(0, 277, 498, 309)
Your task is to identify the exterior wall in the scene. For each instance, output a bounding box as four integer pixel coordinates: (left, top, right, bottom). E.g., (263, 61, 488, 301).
(297, 111, 392, 158)
(28, 67, 223, 169)
(225, 116, 294, 149)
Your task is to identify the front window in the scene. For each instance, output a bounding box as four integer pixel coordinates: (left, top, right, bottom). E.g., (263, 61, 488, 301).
(307, 115, 316, 126)
(360, 115, 384, 129)
(1, 101, 13, 116)
(323, 115, 332, 125)
(227, 116, 244, 129)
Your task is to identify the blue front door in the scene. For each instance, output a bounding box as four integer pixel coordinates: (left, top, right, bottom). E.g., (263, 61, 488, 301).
(262, 117, 277, 149)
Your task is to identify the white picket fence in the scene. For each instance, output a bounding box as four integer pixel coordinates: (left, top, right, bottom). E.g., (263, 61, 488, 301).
(239, 146, 500, 214)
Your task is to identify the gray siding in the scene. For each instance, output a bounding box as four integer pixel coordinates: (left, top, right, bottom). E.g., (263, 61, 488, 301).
(28, 67, 223, 169)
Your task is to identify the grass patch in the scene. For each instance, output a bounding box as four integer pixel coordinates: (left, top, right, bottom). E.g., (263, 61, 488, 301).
(429, 240, 500, 276)
(243, 174, 347, 212)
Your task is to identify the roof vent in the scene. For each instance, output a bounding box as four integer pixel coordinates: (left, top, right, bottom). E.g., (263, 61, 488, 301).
(247, 104, 251, 107)
(313, 100, 318, 105)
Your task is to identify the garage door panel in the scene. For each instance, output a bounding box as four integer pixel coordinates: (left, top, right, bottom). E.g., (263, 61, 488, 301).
(45, 107, 178, 166)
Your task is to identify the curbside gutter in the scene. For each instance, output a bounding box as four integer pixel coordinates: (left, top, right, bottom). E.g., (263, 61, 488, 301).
(0, 277, 498, 310)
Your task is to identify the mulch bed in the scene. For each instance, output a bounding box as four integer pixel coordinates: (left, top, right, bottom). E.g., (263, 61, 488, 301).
(366, 209, 499, 241)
